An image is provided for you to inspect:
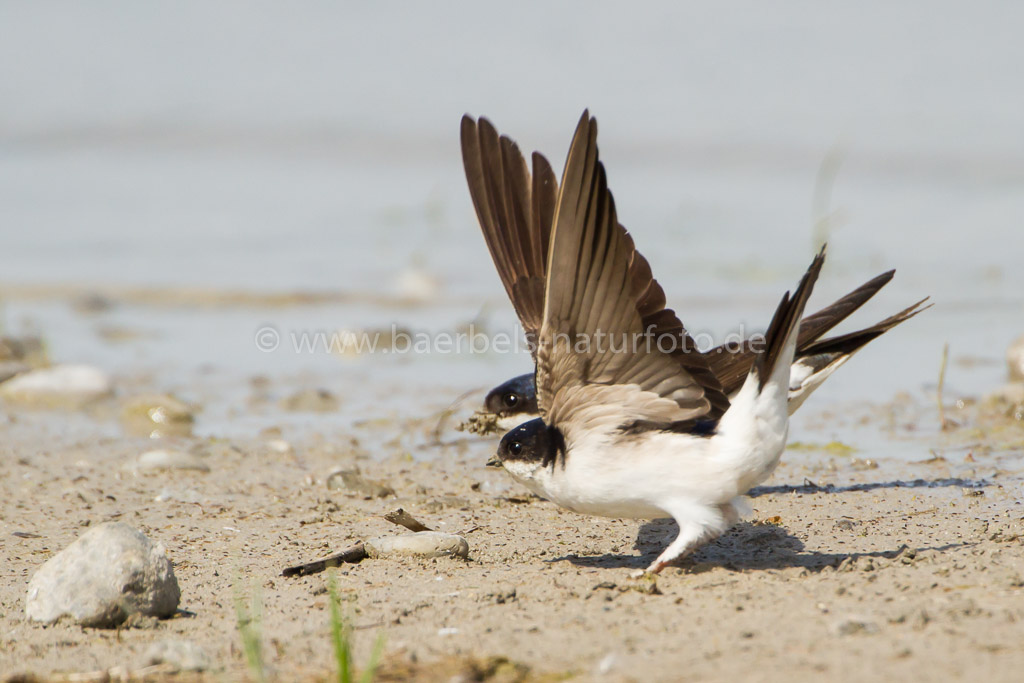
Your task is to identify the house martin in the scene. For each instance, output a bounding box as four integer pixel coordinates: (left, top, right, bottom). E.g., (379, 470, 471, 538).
(470, 111, 924, 574)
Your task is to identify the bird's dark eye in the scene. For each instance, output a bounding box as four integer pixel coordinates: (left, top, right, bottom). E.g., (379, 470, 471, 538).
(508, 440, 523, 456)
(503, 393, 519, 408)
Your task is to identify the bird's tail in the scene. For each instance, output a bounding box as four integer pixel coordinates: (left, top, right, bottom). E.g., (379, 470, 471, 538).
(714, 247, 826, 494)
(785, 296, 931, 412)
(754, 246, 827, 395)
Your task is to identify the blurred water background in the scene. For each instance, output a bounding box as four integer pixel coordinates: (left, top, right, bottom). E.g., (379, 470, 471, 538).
(1, 2, 1021, 446)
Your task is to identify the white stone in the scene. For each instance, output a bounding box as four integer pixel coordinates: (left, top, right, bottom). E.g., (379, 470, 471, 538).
(364, 531, 469, 559)
(26, 522, 180, 627)
(143, 639, 212, 672)
(137, 449, 210, 472)
(0, 364, 112, 407)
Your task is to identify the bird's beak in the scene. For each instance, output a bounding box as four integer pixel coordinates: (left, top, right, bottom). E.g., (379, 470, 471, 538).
(486, 454, 502, 469)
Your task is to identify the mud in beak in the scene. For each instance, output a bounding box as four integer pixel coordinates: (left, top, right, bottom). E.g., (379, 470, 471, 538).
(486, 454, 502, 468)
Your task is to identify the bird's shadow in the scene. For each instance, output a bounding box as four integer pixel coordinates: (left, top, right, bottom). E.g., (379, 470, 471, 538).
(558, 520, 968, 572)
(747, 476, 988, 497)
(554, 477, 987, 572)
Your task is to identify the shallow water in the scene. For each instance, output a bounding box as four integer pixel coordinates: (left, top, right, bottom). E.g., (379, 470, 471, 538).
(1, 2, 1021, 460)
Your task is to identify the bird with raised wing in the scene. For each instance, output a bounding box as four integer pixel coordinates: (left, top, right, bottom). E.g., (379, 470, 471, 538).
(460, 116, 928, 431)
(470, 111, 924, 574)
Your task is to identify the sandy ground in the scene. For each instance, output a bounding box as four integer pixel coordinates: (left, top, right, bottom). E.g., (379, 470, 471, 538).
(1, 384, 1022, 683)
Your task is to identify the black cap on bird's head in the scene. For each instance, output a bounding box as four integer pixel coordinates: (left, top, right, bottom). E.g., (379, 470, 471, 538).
(491, 418, 565, 472)
(484, 373, 538, 417)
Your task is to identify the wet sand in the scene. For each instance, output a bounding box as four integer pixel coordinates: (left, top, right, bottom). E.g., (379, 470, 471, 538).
(2, 380, 1022, 682)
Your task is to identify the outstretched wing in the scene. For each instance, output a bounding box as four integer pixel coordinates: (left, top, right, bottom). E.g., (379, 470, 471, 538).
(535, 111, 728, 442)
(461, 116, 556, 350)
(461, 115, 727, 412)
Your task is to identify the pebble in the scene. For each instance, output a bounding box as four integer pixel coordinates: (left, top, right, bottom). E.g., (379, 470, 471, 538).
(280, 388, 339, 412)
(833, 617, 880, 636)
(364, 531, 469, 560)
(1008, 334, 1024, 382)
(267, 438, 294, 454)
(143, 639, 212, 672)
(137, 449, 210, 473)
(121, 394, 194, 438)
(0, 364, 112, 407)
(25, 522, 180, 627)
(326, 468, 395, 498)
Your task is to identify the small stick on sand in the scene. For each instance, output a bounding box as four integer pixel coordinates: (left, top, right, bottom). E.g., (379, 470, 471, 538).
(281, 542, 367, 577)
(383, 508, 432, 532)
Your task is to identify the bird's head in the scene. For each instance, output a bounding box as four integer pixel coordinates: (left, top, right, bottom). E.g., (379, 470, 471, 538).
(488, 418, 564, 485)
(484, 373, 539, 417)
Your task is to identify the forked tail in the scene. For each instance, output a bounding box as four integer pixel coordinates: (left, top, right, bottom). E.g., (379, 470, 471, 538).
(754, 246, 827, 392)
(714, 246, 828, 497)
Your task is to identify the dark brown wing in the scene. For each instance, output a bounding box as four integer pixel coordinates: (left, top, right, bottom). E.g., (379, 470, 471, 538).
(535, 111, 729, 436)
(461, 116, 556, 347)
(461, 115, 726, 413)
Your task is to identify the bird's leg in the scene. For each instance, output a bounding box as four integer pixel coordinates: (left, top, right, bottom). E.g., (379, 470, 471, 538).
(643, 521, 717, 574)
(634, 502, 738, 576)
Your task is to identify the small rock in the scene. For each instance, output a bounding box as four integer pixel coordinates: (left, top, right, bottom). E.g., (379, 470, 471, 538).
(833, 617, 880, 636)
(121, 394, 194, 438)
(364, 532, 469, 560)
(280, 388, 339, 412)
(326, 469, 394, 498)
(0, 364, 112, 407)
(25, 522, 180, 627)
(143, 639, 212, 672)
(137, 449, 210, 473)
(267, 439, 293, 454)
(1008, 334, 1024, 382)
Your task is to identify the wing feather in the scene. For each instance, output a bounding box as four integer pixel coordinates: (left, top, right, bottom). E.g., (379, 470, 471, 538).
(461, 116, 549, 348)
(536, 112, 725, 437)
